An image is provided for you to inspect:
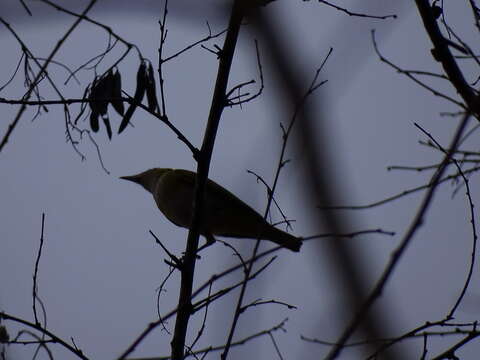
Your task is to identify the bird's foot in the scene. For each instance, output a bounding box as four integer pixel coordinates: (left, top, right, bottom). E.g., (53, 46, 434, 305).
(196, 234, 217, 255)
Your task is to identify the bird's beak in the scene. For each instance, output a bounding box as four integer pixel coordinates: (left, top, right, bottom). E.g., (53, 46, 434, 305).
(120, 175, 140, 184)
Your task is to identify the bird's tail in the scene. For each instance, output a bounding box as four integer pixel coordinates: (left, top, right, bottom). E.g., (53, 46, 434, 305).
(263, 226, 302, 252)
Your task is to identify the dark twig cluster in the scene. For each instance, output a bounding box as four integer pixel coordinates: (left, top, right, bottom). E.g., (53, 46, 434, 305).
(310, 1, 480, 358)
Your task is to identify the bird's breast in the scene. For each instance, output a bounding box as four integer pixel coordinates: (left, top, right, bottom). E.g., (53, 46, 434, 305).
(153, 176, 194, 228)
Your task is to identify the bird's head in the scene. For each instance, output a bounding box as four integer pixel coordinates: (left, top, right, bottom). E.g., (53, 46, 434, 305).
(120, 168, 171, 194)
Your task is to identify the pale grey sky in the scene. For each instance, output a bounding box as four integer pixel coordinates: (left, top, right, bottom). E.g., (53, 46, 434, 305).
(1, 1, 479, 359)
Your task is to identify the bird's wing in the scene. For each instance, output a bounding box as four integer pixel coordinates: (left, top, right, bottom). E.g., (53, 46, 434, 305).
(171, 169, 252, 214)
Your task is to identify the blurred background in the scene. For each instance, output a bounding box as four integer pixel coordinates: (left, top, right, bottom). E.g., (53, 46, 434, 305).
(1, 0, 479, 359)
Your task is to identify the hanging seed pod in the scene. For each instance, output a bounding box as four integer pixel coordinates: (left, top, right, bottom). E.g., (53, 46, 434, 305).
(0, 325, 9, 343)
(102, 115, 113, 140)
(100, 74, 113, 116)
(110, 69, 124, 116)
(118, 62, 147, 134)
(431, 5, 442, 19)
(89, 76, 109, 116)
(88, 80, 100, 132)
(90, 110, 100, 132)
(88, 74, 113, 135)
(100, 73, 113, 139)
(146, 62, 159, 113)
(88, 78, 100, 113)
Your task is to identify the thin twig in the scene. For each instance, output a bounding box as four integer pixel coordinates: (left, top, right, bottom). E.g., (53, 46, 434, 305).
(372, 30, 465, 109)
(321, 165, 480, 210)
(317, 0, 397, 19)
(32, 213, 46, 325)
(414, 123, 478, 318)
(148, 319, 288, 360)
(221, 45, 332, 360)
(0, 0, 97, 155)
(0, 312, 89, 360)
(326, 113, 471, 359)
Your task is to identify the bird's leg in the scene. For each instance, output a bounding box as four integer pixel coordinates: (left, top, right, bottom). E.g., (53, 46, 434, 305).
(196, 233, 217, 254)
(180, 234, 217, 260)
(164, 258, 183, 271)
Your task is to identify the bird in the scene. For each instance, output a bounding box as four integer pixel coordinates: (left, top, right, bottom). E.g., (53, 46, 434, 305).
(120, 168, 302, 252)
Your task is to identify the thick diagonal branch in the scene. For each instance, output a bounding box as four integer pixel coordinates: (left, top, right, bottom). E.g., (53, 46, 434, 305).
(170, 1, 245, 359)
(415, 0, 480, 116)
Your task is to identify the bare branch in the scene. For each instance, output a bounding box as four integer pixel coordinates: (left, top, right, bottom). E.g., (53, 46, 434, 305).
(325, 113, 471, 358)
(315, 0, 397, 20)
